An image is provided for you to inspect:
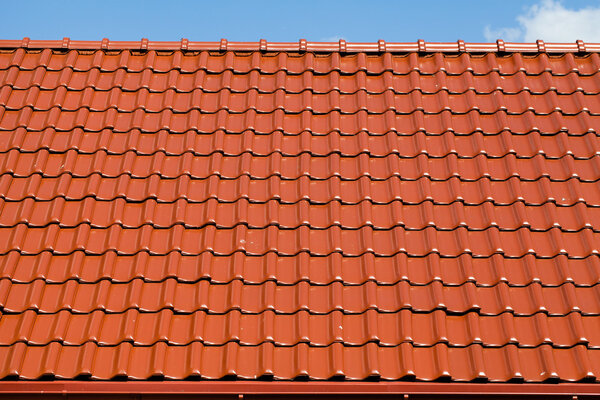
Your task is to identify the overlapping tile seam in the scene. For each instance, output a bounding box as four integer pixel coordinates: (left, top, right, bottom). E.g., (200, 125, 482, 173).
(0, 306, 597, 343)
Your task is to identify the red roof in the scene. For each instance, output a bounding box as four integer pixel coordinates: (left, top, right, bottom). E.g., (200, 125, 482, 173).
(0, 39, 600, 385)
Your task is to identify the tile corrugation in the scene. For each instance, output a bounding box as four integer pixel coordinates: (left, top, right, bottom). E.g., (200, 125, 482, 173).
(1, 50, 600, 75)
(2, 309, 599, 348)
(1, 252, 599, 286)
(1, 279, 599, 315)
(1, 130, 599, 159)
(1, 341, 599, 381)
(0, 48, 600, 382)
(3, 69, 600, 94)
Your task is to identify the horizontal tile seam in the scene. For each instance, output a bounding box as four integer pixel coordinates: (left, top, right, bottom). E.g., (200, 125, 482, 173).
(2, 64, 599, 77)
(2, 148, 600, 161)
(2, 171, 599, 183)
(2, 197, 596, 208)
(2, 276, 596, 289)
(1, 248, 599, 260)
(1, 308, 593, 316)
(0, 197, 600, 208)
(2, 128, 597, 138)
(1, 306, 597, 318)
(3, 85, 599, 97)
(0, 128, 594, 136)
(2, 196, 597, 208)
(0, 339, 595, 350)
(2, 221, 599, 234)
(2, 105, 597, 117)
(3, 103, 599, 116)
(3, 277, 588, 288)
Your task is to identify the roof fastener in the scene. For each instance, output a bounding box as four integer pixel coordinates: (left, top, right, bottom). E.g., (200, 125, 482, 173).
(299, 38, 307, 52)
(180, 38, 189, 51)
(536, 39, 546, 52)
(496, 39, 506, 52)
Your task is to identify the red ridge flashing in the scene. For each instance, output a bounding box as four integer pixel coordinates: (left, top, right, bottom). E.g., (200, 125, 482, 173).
(0, 381, 598, 395)
(0, 38, 599, 53)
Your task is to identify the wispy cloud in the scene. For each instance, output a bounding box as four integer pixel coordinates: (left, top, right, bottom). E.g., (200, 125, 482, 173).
(484, 0, 600, 42)
(483, 26, 521, 42)
(319, 35, 345, 42)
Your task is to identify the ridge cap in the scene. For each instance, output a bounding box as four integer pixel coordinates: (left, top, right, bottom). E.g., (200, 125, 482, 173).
(1, 38, 599, 53)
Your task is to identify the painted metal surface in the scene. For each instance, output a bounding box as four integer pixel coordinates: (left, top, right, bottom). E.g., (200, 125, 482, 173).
(0, 43, 599, 384)
(0, 381, 599, 395)
(0, 38, 599, 53)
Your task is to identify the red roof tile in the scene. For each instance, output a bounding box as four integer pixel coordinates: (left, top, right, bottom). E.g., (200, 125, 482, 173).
(0, 40, 600, 383)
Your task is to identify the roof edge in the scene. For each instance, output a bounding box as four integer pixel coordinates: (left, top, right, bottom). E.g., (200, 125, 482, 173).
(1, 38, 599, 53)
(0, 381, 598, 395)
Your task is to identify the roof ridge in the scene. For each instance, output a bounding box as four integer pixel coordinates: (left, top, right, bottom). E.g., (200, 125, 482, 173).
(1, 38, 599, 53)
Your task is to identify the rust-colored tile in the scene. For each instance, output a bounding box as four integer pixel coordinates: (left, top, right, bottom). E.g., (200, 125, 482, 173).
(3, 197, 600, 233)
(0, 340, 597, 381)
(4, 308, 595, 347)
(1, 130, 599, 160)
(0, 251, 598, 287)
(1, 46, 600, 383)
(1, 278, 598, 315)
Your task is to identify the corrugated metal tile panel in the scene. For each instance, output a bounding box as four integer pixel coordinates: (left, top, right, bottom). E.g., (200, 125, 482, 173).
(0, 47, 599, 382)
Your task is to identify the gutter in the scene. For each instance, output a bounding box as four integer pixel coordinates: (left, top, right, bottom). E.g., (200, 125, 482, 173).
(0, 382, 598, 397)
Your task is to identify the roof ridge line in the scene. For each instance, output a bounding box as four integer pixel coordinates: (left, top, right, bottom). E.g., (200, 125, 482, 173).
(1, 38, 599, 53)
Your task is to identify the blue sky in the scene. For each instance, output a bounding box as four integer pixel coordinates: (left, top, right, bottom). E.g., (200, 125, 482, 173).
(1, 0, 599, 42)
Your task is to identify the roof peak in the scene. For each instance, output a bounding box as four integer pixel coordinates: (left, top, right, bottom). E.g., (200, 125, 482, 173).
(1, 37, 599, 53)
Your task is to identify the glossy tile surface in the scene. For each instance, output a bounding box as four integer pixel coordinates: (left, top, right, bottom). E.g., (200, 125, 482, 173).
(0, 47, 599, 382)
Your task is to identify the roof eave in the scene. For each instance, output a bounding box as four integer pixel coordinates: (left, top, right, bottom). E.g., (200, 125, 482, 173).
(0, 381, 598, 396)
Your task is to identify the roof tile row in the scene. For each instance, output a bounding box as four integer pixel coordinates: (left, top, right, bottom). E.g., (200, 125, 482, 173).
(1, 279, 598, 315)
(1, 252, 597, 286)
(1, 50, 599, 75)
(3, 69, 600, 94)
(2, 151, 600, 181)
(3, 130, 600, 159)
(1, 224, 598, 257)
(2, 198, 598, 231)
(3, 87, 600, 114)
(1, 109, 598, 134)
(0, 309, 598, 348)
(2, 175, 598, 205)
(1, 341, 598, 381)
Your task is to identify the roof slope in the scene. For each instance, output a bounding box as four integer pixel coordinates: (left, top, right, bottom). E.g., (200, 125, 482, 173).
(0, 40, 599, 382)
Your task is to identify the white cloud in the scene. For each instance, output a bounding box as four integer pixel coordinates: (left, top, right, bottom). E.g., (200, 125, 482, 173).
(483, 26, 521, 42)
(320, 35, 345, 42)
(484, 0, 600, 42)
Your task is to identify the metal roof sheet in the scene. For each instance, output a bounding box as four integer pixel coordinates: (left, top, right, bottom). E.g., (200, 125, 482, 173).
(0, 40, 599, 385)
